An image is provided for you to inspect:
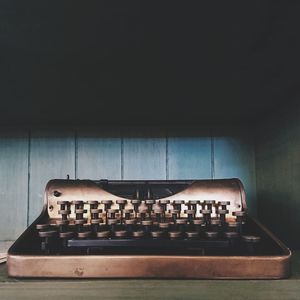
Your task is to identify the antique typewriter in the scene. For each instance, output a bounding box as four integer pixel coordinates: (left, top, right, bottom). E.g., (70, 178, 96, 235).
(7, 178, 291, 279)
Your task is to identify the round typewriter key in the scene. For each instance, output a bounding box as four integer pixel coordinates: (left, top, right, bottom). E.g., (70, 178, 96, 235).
(125, 219, 136, 225)
(176, 218, 187, 225)
(58, 209, 71, 215)
(186, 231, 199, 239)
(87, 200, 99, 205)
(56, 219, 69, 226)
(116, 199, 127, 205)
(159, 222, 170, 229)
(72, 200, 84, 205)
(159, 199, 170, 205)
(101, 200, 113, 205)
(132, 230, 145, 238)
(224, 231, 239, 239)
(168, 231, 182, 239)
(91, 218, 102, 224)
(38, 230, 57, 238)
(233, 211, 246, 217)
(59, 231, 74, 239)
(78, 231, 92, 239)
(205, 231, 218, 239)
(90, 208, 102, 214)
(114, 230, 128, 238)
(131, 199, 141, 204)
(75, 209, 87, 214)
(36, 224, 50, 230)
(242, 235, 261, 243)
(193, 219, 205, 225)
(108, 219, 118, 225)
(74, 219, 87, 225)
(211, 219, 221, 225)
(57, 200, 69, 205)
(141, 220, 153, 226)
(97, 231, 110, 238)
(151, 231, 164, 238)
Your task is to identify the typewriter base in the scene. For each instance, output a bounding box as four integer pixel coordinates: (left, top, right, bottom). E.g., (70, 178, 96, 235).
(7, 254, 290, 279)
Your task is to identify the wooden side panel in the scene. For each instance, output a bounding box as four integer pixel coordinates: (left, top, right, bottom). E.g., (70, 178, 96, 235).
(77, 128, 122, 180)
(167, 128, 212, 179)
(123, 128, 166, 180)
(28, 130, 75, 223)
(214, 127, 257, 215)
(0, 130, 28, 240)
(256, 101, 300, 248)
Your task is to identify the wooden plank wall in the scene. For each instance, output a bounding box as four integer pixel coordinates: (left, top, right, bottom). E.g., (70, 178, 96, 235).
(0, 125, 257, 241)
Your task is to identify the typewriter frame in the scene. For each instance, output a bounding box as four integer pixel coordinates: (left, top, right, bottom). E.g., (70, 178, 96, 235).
(7, 178, 291, 279)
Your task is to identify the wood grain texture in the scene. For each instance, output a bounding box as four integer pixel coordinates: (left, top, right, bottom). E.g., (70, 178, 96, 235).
(0, 130, 28, 240)
(28, 130, 75, 223)
(213, 126, 257, 215)
(123, 127, 166, 179)
(167, 137, 212, 179)
(77, 128, 121, 180)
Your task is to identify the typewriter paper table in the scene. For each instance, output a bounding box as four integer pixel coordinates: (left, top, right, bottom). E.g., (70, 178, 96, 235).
(0, 251, 300, 300)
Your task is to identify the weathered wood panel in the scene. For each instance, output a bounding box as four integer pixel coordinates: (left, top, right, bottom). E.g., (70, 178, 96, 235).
(123, 128, 166, 179)
(256, 101, 300, 248)
(0, 129, 28, 240)
(77, 128, 122, 180)
(213, 126, 257, 215)
(28, 130, 75, 223)
(167, 127, 212, 179)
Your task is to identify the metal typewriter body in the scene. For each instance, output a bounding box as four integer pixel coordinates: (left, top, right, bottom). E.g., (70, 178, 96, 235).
(8, 178, 291, 279)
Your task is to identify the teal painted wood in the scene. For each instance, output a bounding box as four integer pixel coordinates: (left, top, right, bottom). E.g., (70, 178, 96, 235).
(77, 128, 122, 180)
(28, 130, 75, 223)
(167, 127, 212, 179)
(123, 128, 166, 179)
(0, 129, 28, 240)
(213, 127, 257, 215)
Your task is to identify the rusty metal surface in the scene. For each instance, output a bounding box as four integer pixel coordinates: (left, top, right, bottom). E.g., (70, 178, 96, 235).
(7, 178, 292, 279)
(7, 252, 291, 279)
(46, 178, 246, 220)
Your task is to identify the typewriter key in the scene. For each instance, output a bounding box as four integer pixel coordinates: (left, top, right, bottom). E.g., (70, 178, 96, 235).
(169, 231, 182, 239)
(131, 199, 141, 217)
(114, 230, 128, 238)
(59, 231, 74, 239)
(36, 224, 50, 231)
(188, 200, 200, 211)
(38, 230, 57, 238)
(56, 219, 69, 225)
(204, 200, 216, 211)
(74, 219, 87, 225)
(159, 222, 170, 230)
(151, 231, 164, 238)
(224, 231, 239, 239)
(125, 219, 136, 225)
(201, 209, 212, 225)
(78, 231, 92, 239)
(242, 235, 261, 243)
(97, 231, 110, 238)
(172, 200, 184, 212)
(233, 211, 246, 224)
(186, 231, 199, 239)
(154, 207, 163, 222)
(132, 230, 145, 238)
(91, 219, 102, 225)
(205, 231, 218, 239)
(185, 209, 196, 223)
(124, 209, 133, 220)
(169, 209, 180, 222)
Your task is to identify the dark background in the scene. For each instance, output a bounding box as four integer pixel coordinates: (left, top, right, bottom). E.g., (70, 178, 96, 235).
(1, 1, 300, 126)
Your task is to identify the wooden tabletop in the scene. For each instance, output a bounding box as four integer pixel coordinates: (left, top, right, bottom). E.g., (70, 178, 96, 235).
(0, 251, 299, 300)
